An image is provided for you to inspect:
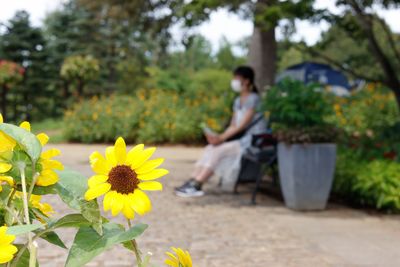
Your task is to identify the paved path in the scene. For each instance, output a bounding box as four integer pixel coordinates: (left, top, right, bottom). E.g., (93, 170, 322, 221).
(37, 144, 400, 267)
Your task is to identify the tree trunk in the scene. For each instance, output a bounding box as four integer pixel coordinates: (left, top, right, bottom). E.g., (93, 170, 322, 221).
(248, 0, 277, 92)
(1, 85, 7, 120)
(248, 26, 277, 91)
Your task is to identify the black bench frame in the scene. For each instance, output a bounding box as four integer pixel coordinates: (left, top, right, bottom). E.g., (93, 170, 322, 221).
(234, 134, 278, 204)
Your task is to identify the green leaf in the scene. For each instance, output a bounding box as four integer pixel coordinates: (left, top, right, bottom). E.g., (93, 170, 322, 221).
(0, 185, 12, 203)
(39, 231, 67, 249)
(47, 214, 91, 229)
(54, 169, 86, 210)
(6, 224, 43, 236)
(65, 223, 147, 267)
(0, 123, 42, 163)
(80, 200, 103, 235)
(54, 169, 103, 234)
(31, 185, 57, 195)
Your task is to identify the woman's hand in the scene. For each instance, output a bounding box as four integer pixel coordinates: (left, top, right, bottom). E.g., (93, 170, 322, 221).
(206, 134, 223, 145)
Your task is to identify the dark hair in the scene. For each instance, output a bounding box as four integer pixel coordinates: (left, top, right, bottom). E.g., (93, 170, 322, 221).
(233, 66, 259, 93)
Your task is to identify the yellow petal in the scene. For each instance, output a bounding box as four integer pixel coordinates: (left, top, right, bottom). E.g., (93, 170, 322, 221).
(164, 259, 179, 267)
(0, 114, 3, 123)
(36, 169, 59, 186)
(114, 137, 127, 164)
(129, 190, 151, 215)
(88, 175, 108, 188)
(84, 183, 111, 200)
(172, 247, 190, 266)
(103, 191, 116, 211)
(90, 151, 105, 165)
(0, 163, 12, 173)
(122, 199, 135, 219)
(0, 176, 14, 186)
(29, 194, 41, 203)
(38, 202, 54, 216)
(41, 149, 61, 160)
(0, 230, 15, 244)
(105, 146, 117, 167)
(36, 133, 49, 146)
(0, 133, 16, 153)
(126, 144, 144, 166)
(131, 147, 156, 169)
(138, 181, 163, 191)
(165, 252, 177, 261)
(0, 245, 17, 264)
(135, 158, 164, 174)
(137, 169, 169, 181)
(0, 226, 6, 235)
(41, 159, 64, 171)
(19, 121, 31, 131)
(110, 193, 124, 216)
(91, 157, 111, 175)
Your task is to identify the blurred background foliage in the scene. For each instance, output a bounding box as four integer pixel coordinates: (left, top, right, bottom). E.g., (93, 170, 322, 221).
(0, 0, 399, 125)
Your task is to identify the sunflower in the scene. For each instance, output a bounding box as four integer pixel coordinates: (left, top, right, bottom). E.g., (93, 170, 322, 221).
(19, 122, 64, 186)
(84, 137, 168, 219)
(0, 114, 16, 153)
(0, 226, 18, 264)
(165, 247, 193, 267)
(14, 192, 54, 218)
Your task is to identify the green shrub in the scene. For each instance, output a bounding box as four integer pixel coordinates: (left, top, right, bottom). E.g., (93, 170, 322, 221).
(329, 83, 399, 136)
(262, 79, 336, 143)
(190, 68, 232, 95)
(329, 84, 400, 161)
(64, 95, 144, 143)
(334, 148, 400, 212)
(355, 160, 400, 211)
(63, 88, 232, 144)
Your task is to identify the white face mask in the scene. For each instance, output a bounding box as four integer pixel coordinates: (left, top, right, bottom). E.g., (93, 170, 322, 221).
(231, 79, 242, 93)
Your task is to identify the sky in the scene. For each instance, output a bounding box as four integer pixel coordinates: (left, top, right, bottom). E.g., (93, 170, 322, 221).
(1, 0, 399, 53)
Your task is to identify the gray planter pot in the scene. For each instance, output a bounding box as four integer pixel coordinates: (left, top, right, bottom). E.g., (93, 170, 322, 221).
(278, 143, 337, 211)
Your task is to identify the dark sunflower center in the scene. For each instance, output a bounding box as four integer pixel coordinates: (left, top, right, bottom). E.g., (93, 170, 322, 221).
(107, 165, 139, 194)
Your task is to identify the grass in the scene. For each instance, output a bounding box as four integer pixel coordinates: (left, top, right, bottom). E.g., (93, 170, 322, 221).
(31, 118, 67, 143)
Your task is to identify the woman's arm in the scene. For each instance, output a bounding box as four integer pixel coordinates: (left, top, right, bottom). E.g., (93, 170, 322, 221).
(220, 109, 255, 141)
(207, 109, 255, 145)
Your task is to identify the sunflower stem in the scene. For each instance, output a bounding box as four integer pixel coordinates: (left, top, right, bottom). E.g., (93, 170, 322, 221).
(127, 219, 142, 266)
(27, 164, 38, 202)
(6, 187, 16, 207)
(18, 163, 36, 267)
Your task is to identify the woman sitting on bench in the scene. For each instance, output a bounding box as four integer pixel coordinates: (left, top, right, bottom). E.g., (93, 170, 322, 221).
(175, 66, 267, 197)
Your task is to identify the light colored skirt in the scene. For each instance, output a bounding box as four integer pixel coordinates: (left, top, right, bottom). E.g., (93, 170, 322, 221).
(195, 141, 243, 192)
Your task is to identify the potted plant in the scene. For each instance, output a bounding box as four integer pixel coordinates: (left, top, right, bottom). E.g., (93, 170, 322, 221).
(263, 79, 337, 210)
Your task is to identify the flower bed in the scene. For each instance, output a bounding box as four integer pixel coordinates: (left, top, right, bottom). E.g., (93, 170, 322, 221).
(64, 89, 233, 144)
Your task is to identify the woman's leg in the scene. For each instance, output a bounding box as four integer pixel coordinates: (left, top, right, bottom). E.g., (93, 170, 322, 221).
(175, 141, 240, 197)
(194, 141, 240, 183)
(190, 144, 213, 178)
(194, 167, 214, 183)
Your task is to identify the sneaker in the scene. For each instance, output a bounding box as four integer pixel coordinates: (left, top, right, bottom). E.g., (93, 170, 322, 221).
(174, 179, 205, 197)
